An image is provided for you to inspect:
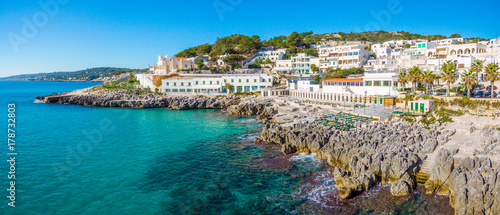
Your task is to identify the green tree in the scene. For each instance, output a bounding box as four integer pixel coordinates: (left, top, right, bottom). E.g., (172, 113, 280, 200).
(461, 69, 477, 98)
(407, 66, 423, 94)
(471, 60, 483, 80)
(440, 60, 457, 96)
(286, 32, 302, 48)
(421, 70, 436, 95)
(264, 58, 271, 64)
(397, 70, 408, 91)
(304, 48, 318, 57)
(484, 63, 499, 99)
(257, 58, 264, 64)
(405, 44, 411, 48)
(195, 59, 204, 71)
(224, 83, 234, 93)
(313, 74, 321, 84)
(223, 54, 245, 64)
(310, 64, 319, 74)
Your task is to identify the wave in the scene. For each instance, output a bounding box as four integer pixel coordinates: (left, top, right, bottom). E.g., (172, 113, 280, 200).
(33, 99, 45, 103)
(235, 118, 262, 124)
(289, 152, 321, 163)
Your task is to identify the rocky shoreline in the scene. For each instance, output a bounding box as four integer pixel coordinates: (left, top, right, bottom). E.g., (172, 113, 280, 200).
(257, 118, 500, 215)
(38, 87, 500, 215)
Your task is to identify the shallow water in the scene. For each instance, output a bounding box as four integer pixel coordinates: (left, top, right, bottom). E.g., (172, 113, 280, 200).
(0, 81, 454, 215)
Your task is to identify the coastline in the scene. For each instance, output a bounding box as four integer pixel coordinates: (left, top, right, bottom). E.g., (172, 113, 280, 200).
(37, 86, 500, 215)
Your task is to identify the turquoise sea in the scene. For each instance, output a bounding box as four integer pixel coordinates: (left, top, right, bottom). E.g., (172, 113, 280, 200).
(0, 81, 454, 215)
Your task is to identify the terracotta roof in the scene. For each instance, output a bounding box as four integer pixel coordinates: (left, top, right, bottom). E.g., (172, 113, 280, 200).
(324, 78, 363, 82)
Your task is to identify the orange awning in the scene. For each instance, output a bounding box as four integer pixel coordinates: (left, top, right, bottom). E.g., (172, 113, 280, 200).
(323, 78, 363, 82)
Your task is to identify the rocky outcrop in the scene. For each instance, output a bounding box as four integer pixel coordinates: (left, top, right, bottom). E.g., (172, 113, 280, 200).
(39, 90, 242, 110)
(259, 119, 452, 199)
(333, 167, 376, 199)
(226, 98, 276, 117)
(425, 148, 455, 194)
(446, 157, 499, 215)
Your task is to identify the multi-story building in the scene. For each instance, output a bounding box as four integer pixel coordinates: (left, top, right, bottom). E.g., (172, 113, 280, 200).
(291, 53, 313, 75)
(433, 38, 466, 46)
(257, 48, 286, 61)
(149, 55, 196, 75)
(273, 60, 292, 74)
(159, 74, 274, 94)
(319, 45, 370, 69)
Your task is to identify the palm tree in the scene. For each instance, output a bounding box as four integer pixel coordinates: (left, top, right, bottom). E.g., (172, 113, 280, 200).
(471, 60, 483, 81)
(440, 60, 457, 96)
(408, 66, 423, 94)
(422, 70, 435, 95)
(484, 63, 499, 99)
(461, 69, 477, 98)
(397, 70, 408, 92)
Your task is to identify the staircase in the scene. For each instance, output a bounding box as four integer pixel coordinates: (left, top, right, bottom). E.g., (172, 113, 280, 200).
(416, 147, 440, 183)
(242, 53, 259, 69)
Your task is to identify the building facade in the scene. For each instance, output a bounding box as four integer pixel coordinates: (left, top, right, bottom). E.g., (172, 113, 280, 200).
(322, 72, 398, 96)
(159, 74, 274, 94)
(149, 55, 196, 75)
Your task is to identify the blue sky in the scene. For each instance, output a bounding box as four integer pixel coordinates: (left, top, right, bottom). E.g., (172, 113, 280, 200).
(1, 0, 499, 77)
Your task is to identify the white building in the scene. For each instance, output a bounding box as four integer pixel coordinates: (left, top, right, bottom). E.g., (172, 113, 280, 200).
(135, 74, 155, 90)
(257, 48, 286, 61)
(322, 71, 399, 96)
(433, 38, 466, 46)
(291, 53, 313, 75)
(149, 55, 196, 75)
(159, 74, 274, 94)
(273, 60, 292, 74)
(216, 53, 230, 66)
(319, 45, 370, 70)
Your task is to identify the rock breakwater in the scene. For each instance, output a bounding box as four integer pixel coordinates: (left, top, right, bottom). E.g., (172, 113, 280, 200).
(38, 90, 243, 110)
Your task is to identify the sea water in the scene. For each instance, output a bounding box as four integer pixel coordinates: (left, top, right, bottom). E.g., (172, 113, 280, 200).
(0, 81, 453, 215)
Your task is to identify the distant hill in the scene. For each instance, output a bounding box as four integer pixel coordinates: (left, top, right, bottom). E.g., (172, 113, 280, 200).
(0, 67, 148, 82)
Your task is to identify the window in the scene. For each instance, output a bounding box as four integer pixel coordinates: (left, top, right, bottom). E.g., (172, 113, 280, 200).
(210, 81, 212, 85)
(166, 82, 169, 86)
(239, 79, 241, 83)
(188, 82, 191, 86)
(181, 82, 184, 86)
(268, 79, 271, 82)
(254, 79, 257, 82)
(423, 43, 426, 48)
(203, 81, 205, 85)
(231, 79, 234, 83)
(179, 89, 186, 92)
(195, 81, 198, 85)
(418, 44, 422, 48)
(165, 89, 171, 92)
(374, 81, 381, 86)
(224, 79, 227, 83)
(246, 79, 249, 83)
(174, 82, 177, 86)
(383, 81, 391, 87)
(217, 81, 219, 84)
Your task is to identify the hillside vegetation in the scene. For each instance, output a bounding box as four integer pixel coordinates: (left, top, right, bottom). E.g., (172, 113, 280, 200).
(175, 31, 468, 59)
